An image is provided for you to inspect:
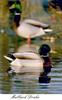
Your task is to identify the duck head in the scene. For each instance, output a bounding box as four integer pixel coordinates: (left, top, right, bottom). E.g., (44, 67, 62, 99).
(39, 44, 51, 56)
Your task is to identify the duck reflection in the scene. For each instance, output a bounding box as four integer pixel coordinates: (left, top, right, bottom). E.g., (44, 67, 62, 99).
(39, 74, 51, 83)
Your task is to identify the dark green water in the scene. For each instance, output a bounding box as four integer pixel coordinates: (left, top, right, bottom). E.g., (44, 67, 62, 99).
(0, 32, 62, 94)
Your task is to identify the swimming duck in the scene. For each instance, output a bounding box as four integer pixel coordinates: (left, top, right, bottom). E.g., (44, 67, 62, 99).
(4, 52, 44, 74)
(17, 19, 53, 44)
(4, 44, 52, 75)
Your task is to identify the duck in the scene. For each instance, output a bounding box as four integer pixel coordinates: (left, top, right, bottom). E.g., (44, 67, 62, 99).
(4, 52, 44, 74)
(16, 19, 53, 44)
(4, 44, 52, 75)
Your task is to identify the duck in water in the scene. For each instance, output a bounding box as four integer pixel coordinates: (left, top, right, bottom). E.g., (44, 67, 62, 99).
(4, 44, 52, 82)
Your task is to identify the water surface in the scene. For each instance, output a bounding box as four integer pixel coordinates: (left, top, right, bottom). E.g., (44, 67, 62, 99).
(0, 33, 62, 94)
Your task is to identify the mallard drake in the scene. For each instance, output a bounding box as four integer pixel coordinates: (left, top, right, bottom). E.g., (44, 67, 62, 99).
(17, 19, 53, 38)
(4, 44, 52, 75)
(17, 19, 53, 44)
(4, 52, 44, 74)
